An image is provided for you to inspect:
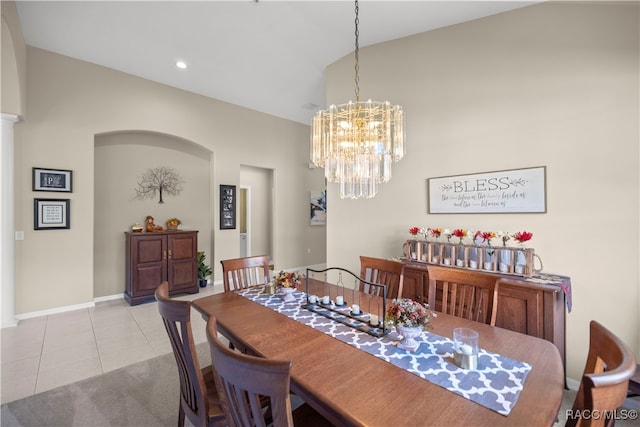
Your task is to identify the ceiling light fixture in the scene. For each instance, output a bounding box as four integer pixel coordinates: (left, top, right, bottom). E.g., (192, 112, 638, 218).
(176, 61, 187, 69)
(310, 0, 405, 199)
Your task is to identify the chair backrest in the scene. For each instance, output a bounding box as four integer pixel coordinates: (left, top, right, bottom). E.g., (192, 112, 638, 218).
(359, 256, 405, 300)
(426, 265, 499, 326)
(206, 317, 295, 427)
(566, 320, 637, 427)
(155, 282, 214, 427)
(220, 255, 271, 292)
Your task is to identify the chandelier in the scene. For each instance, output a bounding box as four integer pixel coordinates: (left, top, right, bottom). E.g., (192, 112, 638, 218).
(310, 0, 406, 199)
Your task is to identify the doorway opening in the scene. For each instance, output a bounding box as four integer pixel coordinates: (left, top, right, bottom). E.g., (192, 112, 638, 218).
(239, 166, 273, 264)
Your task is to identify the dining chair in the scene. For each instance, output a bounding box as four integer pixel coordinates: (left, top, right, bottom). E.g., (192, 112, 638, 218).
(359, 256, 405, 300)
(220, 255, 271, 352)
(205, 316, 334, 427)
(426, 265, 500, 326)
(155, 282, 226, 427)
(220, 255, 271, 292)
(566, 320, 637, 427)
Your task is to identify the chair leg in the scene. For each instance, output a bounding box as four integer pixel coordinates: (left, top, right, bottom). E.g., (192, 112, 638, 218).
(178, 404, 185, 427)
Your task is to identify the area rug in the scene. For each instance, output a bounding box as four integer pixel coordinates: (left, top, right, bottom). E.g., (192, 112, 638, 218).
(0, 344, 211, 427)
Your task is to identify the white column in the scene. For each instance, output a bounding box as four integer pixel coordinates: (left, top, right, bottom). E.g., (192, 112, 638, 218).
(1, 113, 20, 328)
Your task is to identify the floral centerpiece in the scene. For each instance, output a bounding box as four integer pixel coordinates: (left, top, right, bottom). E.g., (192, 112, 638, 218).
(386, 298, 434, 329)
(273, 270, 300, 302)
(386, 298, 435, 352)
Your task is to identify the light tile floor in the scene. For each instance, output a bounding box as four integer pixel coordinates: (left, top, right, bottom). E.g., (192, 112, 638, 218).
(0, 284, 221, 405)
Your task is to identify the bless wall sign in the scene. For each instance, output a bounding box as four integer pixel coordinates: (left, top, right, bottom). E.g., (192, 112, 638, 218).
(427, 166, 546, 214)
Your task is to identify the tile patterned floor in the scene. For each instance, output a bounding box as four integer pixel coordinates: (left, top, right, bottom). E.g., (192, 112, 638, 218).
(0, 284, 221, 404)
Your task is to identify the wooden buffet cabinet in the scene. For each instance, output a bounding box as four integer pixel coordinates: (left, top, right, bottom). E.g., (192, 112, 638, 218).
(125, 230, 199, 305)
(402, 261, 568, 369)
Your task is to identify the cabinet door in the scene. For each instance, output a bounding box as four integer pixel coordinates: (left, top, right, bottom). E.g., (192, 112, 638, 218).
(495, 282, 543, 338)
(403, 268, 427, 304)
(131, 234, 167, 297)
(167, 233, 197, 292)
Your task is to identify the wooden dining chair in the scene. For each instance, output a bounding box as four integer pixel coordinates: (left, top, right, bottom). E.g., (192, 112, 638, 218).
(359, 256, 405, 300)
(205, 317, 333, 427)
(155, 282, 226, 427)
(566, 320, 637, 427)
(426, 265, 500, 326)
(220, 255, 271, 292)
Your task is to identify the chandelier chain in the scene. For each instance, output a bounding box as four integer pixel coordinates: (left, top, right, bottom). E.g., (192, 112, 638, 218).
(309, 0, 405, 199)
(354, 0, 360, 103)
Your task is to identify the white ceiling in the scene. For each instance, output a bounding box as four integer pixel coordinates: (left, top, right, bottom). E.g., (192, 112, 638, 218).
(15, 1, 540, 124)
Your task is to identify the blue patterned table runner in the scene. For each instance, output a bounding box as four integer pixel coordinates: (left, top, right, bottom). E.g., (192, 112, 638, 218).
(237, 286, 531, 416)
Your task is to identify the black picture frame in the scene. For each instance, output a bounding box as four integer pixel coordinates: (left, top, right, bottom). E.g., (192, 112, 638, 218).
(33, 167, 73, 192)
(220, 185, 236, 230)
(34, 198, 70, 230)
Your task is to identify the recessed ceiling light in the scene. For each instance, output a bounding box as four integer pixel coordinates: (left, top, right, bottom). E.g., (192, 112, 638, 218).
(176, 61, 187, 70)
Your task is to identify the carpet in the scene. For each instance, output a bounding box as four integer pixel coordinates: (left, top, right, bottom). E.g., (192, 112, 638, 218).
(0, 344, 211, 427)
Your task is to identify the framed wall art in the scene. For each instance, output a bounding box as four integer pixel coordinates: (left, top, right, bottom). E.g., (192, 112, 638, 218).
(33, 167, 73, 192)
(34, 198, 70, 230)
(310, 190, 326, 226)
(427, 166, 547, 214)
(220, 185, 236, 230)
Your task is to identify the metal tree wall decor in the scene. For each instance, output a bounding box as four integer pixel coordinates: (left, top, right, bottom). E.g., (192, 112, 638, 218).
(134, 166, 184, 204)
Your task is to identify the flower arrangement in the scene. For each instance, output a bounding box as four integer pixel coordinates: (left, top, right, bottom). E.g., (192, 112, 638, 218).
(166, 218, 181, 228)
(407, 227, 533, 248)
(514, 231, 533, 246)
(498, 230, 511, 247)
(477, 231, 496, 245)
(273, 270, 300, 289)
(429, 227, 442, 240)
(452, 228, 467, 244)
(386, 298, 435, 329)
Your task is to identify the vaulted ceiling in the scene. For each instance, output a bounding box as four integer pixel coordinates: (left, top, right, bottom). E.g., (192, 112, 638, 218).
(15, 1, 540, 124)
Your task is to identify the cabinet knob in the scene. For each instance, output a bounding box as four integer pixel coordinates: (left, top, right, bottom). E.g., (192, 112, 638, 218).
(163, 250, 167, 259)
(168, 250, 172, 259)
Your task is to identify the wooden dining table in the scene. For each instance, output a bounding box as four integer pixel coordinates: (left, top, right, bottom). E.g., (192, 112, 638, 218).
(192, 281, 564, 427)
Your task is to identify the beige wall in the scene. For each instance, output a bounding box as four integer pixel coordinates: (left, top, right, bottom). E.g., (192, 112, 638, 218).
(325, 2, 639, 382)
(8, 43, 326, 313)
(1, 1, 26, 116)
(94, 132, 214, 298)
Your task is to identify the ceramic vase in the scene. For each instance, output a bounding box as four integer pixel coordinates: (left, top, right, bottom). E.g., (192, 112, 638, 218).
(281, 287, 296, 302)
(397, 325, 423, 352)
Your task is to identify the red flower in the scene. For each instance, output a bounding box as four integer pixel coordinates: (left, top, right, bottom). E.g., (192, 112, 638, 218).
(452, 229, 467, 238)
(479, 231, 496, 244)
(514, 231, 533, 243)
(409, 227, 420, 236)
(430, 227, 442, 238)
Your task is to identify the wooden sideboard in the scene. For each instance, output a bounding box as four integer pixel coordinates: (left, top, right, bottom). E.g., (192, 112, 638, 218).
(125, 230, 199, 305)
(402, 260, 567, 370)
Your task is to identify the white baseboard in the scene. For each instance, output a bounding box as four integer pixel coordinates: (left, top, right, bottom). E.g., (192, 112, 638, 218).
(94, 293, 125, 303)
(14, 301, 96, 321)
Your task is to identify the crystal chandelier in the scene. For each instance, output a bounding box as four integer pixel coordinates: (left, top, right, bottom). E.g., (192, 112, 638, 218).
(310, 0, 406, 199)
